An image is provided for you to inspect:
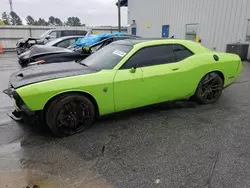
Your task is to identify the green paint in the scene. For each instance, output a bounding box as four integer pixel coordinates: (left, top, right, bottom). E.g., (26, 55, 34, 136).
(16, 39, 242, 115)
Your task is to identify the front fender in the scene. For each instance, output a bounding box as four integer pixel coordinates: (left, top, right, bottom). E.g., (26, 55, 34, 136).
(16, 70, 116, 115)
(43, 89, 98, 109)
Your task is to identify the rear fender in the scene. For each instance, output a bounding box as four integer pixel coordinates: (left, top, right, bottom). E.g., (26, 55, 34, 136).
(190, 52, 241, 87)
(215, 53, 242, 86)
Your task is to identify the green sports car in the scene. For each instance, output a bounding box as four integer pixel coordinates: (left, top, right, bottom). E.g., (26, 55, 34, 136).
(4, 39, 242, 136)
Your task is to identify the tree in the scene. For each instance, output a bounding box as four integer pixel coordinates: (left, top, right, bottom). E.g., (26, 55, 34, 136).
(33, 20, 40, 26)
(55, 18, 63, 26)
(66, 17, 81, 26)
(2, 12, 10, 25)
(10, 11, 22, 25)
(66, 17, 72, 26)
(48, 16, 55, 25)
(26, 15, 35, 25)
(38, 18, 48, 26)
(0, 20, 4, 25)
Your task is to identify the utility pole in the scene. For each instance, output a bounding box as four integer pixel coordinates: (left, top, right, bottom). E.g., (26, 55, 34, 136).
(9, 0, 13, 12)
(118, 0, 121, 32)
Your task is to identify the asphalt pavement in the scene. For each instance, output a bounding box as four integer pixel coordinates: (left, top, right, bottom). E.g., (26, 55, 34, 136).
(0, 53, 250, 188)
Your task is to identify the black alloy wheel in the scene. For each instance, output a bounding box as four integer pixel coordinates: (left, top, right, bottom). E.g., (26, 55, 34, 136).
(194, 72, 224, 104)
(46, 94, 95, 137)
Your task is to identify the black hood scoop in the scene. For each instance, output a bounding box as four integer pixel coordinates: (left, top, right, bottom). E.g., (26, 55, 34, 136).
(10, 62, 97, 89)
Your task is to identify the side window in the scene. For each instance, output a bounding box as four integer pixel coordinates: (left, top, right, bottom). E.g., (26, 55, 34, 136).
(76, 30, 87, 35)
(173, 44, 193, 62)
(121, 45, 175, 69)
(62, 30, 76, 36)
(69, 38, 77, 45)
(56, 39, 70, 48)
(57, 31, 62, 38)
(49, 31, 57, 39)
(44, 31, 60, 44)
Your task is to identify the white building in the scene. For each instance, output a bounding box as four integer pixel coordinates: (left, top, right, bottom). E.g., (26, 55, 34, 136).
(121, 0, 250, 55)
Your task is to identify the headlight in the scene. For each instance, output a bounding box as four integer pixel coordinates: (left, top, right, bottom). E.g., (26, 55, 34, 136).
(3, 88, 15, 97)
(23, 55, 29, 59)
(3, 88, 26, 109)
(29, 60, 46, 66)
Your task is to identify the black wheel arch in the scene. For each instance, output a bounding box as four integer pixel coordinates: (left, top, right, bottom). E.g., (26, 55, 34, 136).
(44, 91, 100, 118)
(198, 71, 225, 86)
(193, 70, 225, 96)
(214, 71, 225, 84)
(192, 70, 224, 104)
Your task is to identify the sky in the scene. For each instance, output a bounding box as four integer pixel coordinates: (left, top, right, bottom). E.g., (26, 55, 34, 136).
(0, 0, 128, 26)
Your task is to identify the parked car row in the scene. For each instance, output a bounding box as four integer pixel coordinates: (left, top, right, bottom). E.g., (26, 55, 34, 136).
(18, 35, 139, 67)
(3, 31, 243, 137)
(16, 29, 90, 55)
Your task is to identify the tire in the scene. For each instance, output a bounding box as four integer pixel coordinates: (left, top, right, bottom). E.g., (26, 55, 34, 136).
(18, 58, 28, 67)
(193, 72, 224, 104)
(46, 94, 96, 137)
(19, 62, 27, 68)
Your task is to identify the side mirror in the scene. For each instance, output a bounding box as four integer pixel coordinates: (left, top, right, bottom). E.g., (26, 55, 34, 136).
(130, 67, 136, 73)
(45, 35, 51, 40)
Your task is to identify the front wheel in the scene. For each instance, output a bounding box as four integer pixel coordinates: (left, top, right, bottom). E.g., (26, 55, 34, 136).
(46, 94, 96, 137)
(193, 72, 224, 104)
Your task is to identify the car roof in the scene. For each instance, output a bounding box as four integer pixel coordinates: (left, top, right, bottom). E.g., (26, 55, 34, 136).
(88, 35, 140, 47)
(99, 35, 140, 40)
(48, 29, 87, 32)
(113, 39, 211, 54)
(115, 35, 141, 38)
(113, 38, 177, 45)
(57, 35, 86, 40)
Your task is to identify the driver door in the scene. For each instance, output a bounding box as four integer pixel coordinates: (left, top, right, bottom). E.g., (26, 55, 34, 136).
(113, 44, 186, 112)
(113, 67, 144, 112)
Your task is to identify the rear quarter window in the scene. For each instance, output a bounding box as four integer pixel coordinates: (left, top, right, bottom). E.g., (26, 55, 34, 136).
(173, 44, 193, 62)
(121, 45, 176, 69)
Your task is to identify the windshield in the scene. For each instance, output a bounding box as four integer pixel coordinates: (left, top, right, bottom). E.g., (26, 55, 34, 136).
(46, 38, 63, 46)
(39, 30, 51, 39)
(80, 43, 132, 70)
(90, 42, 104, 53)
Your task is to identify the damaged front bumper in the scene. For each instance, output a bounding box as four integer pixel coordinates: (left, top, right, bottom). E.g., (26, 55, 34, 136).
(3, 87, 35, 121)
(8, 110, 23, 121)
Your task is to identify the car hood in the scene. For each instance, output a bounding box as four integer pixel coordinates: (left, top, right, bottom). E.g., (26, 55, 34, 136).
(19, 45, 73, 60)
(17, 38, 27, 44)
(17, 37, 40, 45)
(10, 62, 97, 89)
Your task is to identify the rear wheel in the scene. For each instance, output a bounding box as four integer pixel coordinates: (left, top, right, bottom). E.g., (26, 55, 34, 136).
(46, 94, 96, 137)
(193, 72, 224, 104)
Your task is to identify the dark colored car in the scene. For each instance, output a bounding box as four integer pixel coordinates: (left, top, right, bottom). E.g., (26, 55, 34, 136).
(16, 29, 90, 55)
(19, 35, 140, 67)
(45, 35, 85, 48)
(18, 36, 85, 66)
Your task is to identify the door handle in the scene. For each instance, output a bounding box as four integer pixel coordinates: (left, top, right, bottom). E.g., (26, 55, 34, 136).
(172, 68, 179, 71)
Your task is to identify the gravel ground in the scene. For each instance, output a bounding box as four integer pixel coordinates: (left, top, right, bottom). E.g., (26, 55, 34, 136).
(0, 53, 250, 188)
